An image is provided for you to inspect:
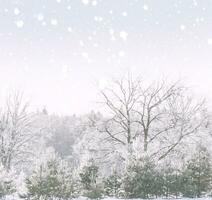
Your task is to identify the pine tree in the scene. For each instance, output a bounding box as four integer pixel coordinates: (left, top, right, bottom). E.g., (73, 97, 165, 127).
(123, 157, 158, 199)
(79, 160, 102, 199)
(0, 165, 16, 198)
(181, 145, 212, 198)
(24, 157, 76, 200)
(103, 171, 122, 197)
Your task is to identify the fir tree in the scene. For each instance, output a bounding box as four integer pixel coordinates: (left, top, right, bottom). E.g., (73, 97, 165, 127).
(24, 157, 76, 200)
(103, 171, 122, 197)
(79, 160, 102, 199)
(123, 157, 158, 199)
(181, 145, 212, 198)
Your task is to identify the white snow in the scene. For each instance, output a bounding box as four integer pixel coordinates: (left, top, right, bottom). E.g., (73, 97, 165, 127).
(180, 25, 186, 31)
(67, 27, 72, 32)
(122, 11, 128, 17)
(37, 13, 44, 21)
(118, 50, 125, 57)
(51, 19, 58, 26)
(82, 0, 89, 5)
(92, 0, 97, 6)
(120, 31, 128, 41)
(207, 38, 212, 45)
(14, 8, 20, 15)
(15, 20, 24, 28)
(143, 4, 149, 11)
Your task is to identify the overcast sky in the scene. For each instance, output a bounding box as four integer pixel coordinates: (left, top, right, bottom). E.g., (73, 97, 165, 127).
(0, 0, 212, 114)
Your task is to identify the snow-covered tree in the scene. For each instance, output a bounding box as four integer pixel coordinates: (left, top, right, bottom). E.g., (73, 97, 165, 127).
(79, 159, 102, 199)
(0, 92, 41, 170)
(181, 144, 212, 198)
(24, 153, 76, 200)
(103, 170, 122, 197)
(0, 164, 16, 198)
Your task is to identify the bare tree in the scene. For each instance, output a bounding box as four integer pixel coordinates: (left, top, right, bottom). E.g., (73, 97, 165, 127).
(99, 76, 141, 158)
(99, 76, 207, 161)
(0, 92, 38, 170)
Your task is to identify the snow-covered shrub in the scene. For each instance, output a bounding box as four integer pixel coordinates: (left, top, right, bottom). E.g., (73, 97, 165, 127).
(23, 156, 76, 200)
(0, 165, 16, 198)
(103, 171, 122, 198)
(123, 157, 159, 199)
(79, 160, 103, 199)
(180, 145, 212, 198)
(159, 165, 181, 198)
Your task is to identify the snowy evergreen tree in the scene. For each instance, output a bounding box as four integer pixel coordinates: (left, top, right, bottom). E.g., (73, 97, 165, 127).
(181, 145, 212, 198)
(79, 159, 102, 199)
(23, 156, 76, 200)
(160, 165, 181, 198)
(123, 157, 158, 199)
(0, 165, 16, 198)
(103, 171, 122, 197)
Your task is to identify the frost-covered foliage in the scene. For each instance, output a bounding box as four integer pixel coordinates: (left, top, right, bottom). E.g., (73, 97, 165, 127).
(103, 171, 122, 197)
(180, 145, 212, 198)
(23, 154, 76, 200)
(123, 157, 160, 199)
(0, 165, 16, 198)
(79, 160, 102, 199)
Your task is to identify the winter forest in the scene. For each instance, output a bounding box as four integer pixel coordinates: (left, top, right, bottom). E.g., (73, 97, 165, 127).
(1, 78, 212, 200)
(1, 0, 212, 200)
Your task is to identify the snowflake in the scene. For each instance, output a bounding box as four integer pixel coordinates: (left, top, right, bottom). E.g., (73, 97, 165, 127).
(208, 38, 212, 45)
(143, 5, 149, 11)
(51, 19, 58, 26)
(122, 12, 128, 17)
(79, 40, 84, 46)
(15, 20, 24, 28)
(180, 25, 186, 31)
(82, 52, 92, 63)
(120, 31, 128, 41)
(67, 27, 72, 32)
(14, 8, 20, 15)
(92, 0, 97, 6)
(82, 0, 89, 5)
(56, 0, 61, 3)
(118, 51, 125, 57)
(94, 16, 103, 22)
(37, 14, 44, 21)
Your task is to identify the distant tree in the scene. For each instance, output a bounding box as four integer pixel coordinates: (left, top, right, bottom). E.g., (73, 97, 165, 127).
(0, 92, 39, 170)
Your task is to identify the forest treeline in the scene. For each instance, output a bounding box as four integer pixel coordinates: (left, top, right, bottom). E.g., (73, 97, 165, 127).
(0, 77, 212, 199)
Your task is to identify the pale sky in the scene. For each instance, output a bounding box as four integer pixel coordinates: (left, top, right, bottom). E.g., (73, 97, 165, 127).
(0, 0, 212, 114)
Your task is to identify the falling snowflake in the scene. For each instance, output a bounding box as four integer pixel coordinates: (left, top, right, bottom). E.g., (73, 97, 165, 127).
(180, 25, 186, 31)
(208, 38, 212, 45)
(94, 16, 103, 22)
(120, 31, 128, 41)
(51, 19, 58, 26)
(67, 27, 72, 32)
(15, 20, 24, 28)
(122, 12, 128, 17)
(14, 8, 20, 15)
(118, 50, 125, 57)
(37, 14, 44, 21)
(82, 0, 89, 5)
(92, 0, 97, 6)
(143, 5, 149, 11)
